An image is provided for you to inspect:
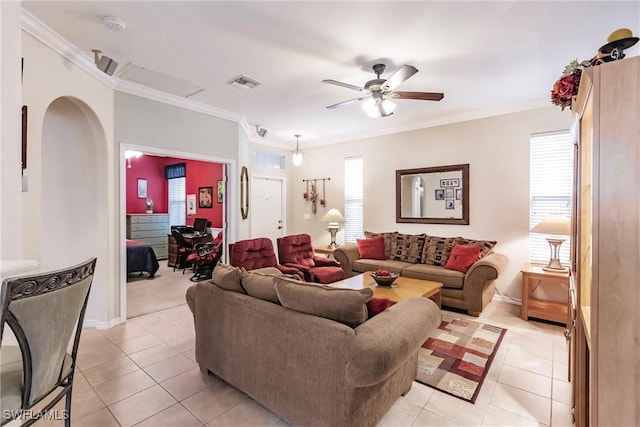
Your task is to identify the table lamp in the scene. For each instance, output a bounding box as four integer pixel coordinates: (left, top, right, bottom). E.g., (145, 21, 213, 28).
(530, 214, 571, 272)
(321, 208, 344, 249)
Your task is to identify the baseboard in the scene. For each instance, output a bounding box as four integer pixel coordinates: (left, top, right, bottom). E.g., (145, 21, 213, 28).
(492, 294, 522, 306)
(83, 317, 123, 330)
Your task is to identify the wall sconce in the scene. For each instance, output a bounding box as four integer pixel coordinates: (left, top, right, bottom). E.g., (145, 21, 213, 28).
(125, 150, 142, 168)
(292, 134, 303, 166)
(321, 208, 344, 249)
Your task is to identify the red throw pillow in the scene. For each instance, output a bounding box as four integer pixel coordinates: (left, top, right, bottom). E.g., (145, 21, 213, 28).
(367, 297, 390, 318)
(356, 237, 386, 260)
(444, 245, 482, 273)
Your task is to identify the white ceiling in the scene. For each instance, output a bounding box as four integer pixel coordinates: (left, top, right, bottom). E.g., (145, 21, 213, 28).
(23, 1, 640, 150)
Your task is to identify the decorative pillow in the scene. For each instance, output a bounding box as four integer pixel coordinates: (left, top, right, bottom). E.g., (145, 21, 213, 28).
(366, 297, 390, 318)
(356, 237, 386, 260)
(274, 277, 373, 327)
(212, 264, 245, 293)
(364, 231, 397, 259)
(240, 268, 281, 303)
(389, 233, 427, 263)
(421, 236, 462, 266)
(456, 238, 497, 259)
(444, 245, 482, 273)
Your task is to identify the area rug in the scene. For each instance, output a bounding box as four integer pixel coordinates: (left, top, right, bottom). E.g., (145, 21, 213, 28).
(416, 318, 506, 403)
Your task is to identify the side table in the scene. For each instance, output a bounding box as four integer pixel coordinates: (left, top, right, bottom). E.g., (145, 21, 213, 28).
(521, 263, 570, 325)
(314, 247, 335, 257)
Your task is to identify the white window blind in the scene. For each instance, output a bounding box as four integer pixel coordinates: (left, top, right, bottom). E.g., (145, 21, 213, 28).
(344, 156, 364, 243)
(168, 177, 186, 226)
(530, 130, 573, 264)
(252, 151, 284, 169)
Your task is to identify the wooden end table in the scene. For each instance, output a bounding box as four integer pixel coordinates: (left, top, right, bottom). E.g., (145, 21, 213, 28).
(331, 272, 443, 307)
(521, 263, 570, 325)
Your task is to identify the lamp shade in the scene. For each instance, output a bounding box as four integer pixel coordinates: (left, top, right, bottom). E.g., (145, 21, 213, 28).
(530, 214, 571, 236)
(321, 208, 344, 224)
(292, 151, 303, 166)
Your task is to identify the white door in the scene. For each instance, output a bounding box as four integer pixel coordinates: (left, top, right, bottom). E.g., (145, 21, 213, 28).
(251, 176, 285, 252)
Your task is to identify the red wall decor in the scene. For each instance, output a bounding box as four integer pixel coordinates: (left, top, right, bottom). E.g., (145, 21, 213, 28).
(126, 155, 224, 228)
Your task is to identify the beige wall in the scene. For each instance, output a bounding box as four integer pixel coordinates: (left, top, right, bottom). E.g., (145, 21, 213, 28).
(287, 107, 571, 299)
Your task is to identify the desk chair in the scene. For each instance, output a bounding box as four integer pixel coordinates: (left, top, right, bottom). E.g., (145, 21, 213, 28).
(187, 241, 223, 282)
(171, 230, 193, 274)
(1, 258, 97, 427)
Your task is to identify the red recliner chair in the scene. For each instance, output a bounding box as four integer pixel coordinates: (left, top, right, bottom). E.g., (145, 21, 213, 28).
(229, 237, 304, 280)
(277, 233, 344, 284)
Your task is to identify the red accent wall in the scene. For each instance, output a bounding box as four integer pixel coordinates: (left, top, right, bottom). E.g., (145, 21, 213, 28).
(126, 155, 223, 228)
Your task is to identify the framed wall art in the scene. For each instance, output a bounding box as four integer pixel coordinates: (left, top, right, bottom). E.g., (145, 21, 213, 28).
(217, 180, 224, 203)
(199, 186, 213, 208)
(137, 179, 147, 198)
(187, 194, 196, 214)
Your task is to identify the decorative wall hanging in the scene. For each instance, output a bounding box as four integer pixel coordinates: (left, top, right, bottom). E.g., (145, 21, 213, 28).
(217, 180, 224, 203)
(199, 186, 213, 208)
(187, 194, 196, 214)
(302, 178, 330, 214)
(137, 178, 147, 198)
(240, 166, 249, 219)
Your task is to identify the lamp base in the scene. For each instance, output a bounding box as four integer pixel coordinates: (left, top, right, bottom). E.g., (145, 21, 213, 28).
(327, 225, 340, 249)
(543, 238, 568, 272)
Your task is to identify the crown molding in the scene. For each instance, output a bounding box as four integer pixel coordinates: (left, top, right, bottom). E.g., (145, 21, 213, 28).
(21, 10, 117, 88)
(21, 8, 249, 131)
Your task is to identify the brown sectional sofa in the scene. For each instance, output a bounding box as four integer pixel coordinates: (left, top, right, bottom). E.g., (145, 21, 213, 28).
(186, 265, 441, 427)
(334, 233, 508, 316)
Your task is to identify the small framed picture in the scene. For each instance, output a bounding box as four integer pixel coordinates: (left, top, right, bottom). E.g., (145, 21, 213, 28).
(445, 199, 455, 210)
(435, 189, 444, 200)
(217, 180, 224, 203)
(199, 186, 213, 208)
(137, 179, 147, 199)
(445, 188, 454, 199)
(456, 188, 462, 200)
(187, 194, 196, 214)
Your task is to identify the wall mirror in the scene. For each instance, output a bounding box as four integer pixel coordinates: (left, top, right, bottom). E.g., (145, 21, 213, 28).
(240, 166, 249, 219)
(396, 163, 469, 224)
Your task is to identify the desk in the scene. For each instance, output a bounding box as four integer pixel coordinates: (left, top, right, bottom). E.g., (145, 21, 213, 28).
(521, 263, 569, 325)
(167, 233, 212, 268)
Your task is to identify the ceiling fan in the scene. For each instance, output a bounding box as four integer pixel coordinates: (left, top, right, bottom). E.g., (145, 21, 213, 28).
(323, 64, 444, 118)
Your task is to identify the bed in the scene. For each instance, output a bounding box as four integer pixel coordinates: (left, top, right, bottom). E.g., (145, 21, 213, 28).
(126, 240, 160, 278)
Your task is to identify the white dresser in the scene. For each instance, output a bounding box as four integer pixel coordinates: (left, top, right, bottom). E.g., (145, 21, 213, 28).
(126, 214, 170, 260)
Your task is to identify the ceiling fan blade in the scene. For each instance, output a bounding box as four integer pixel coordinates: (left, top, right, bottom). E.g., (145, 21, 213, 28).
(390, 91, 444, 101)
(322, 79, 363, 92)
(380, 64, 418, 91)
(326, 97, 368, 109)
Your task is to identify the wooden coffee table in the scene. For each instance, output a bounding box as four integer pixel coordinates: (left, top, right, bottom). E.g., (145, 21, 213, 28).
(331, 272, 443, 307)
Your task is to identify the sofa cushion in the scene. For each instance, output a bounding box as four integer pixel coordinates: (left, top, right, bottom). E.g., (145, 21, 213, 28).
(364, 231, 396, 259)
(389, 233, 427, 263)
(456, 238, 497, 259)
(421, 236, 461, 266)
(366, 297, 390, 318)
(402, 264, 465, 289)
(212, 264, 245, 293)
(240, 268, 284, 303)
(274, 278, 373, 327)
(356, 237, 386, 260)
(444, 245, 482, 273)
(352, 259, 412, 275)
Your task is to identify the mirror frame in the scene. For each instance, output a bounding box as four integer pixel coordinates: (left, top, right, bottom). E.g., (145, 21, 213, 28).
(240, 166, 249, 219)
(395, 163, 469, 225)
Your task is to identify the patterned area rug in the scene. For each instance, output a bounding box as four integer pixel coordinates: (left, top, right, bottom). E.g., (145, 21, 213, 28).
(416, 318, 506, 403)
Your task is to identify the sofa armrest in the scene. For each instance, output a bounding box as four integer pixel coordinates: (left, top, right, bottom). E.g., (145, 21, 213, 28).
(465, 252, 508, 283)
(313, 256, 340, 267)
(333, 244, 360, 277)
(345, 297, 440, 387)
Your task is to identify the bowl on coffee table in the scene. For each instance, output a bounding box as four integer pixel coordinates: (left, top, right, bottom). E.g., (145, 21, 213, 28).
(370, 271, 399, 287)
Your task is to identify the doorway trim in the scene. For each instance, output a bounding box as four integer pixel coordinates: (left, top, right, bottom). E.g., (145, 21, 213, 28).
(119, 143, 236, 322)
(250, 174, 287, 239)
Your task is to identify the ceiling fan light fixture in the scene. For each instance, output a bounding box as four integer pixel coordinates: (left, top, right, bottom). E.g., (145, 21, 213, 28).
(381, 99, 396, 115)
(292, 134, 303, 166)
(362, 98, 379, 118)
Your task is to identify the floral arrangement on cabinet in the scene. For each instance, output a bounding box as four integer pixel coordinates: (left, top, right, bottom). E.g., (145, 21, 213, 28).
(550, 59, 591, 111)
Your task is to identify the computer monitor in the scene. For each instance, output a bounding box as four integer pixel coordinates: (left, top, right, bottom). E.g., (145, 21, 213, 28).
(192, 218, 208, 235)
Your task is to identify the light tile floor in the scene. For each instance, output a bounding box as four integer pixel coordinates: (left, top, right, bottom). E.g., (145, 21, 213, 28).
(22, 284, 574, 426)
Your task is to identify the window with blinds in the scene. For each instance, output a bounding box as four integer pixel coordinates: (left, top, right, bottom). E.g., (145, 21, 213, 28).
(529, 130, 573, 264)
(344, 156, 364, 243)
(168, 177, 186, 226)
(252, 151, 284, 169)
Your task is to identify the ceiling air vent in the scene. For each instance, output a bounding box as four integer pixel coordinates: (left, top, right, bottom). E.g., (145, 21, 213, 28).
(227, 74, 261, 91)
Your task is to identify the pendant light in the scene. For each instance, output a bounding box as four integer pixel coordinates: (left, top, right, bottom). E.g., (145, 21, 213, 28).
(292, 134, 303, 166)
